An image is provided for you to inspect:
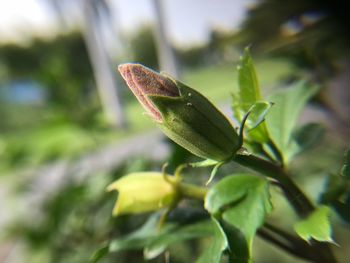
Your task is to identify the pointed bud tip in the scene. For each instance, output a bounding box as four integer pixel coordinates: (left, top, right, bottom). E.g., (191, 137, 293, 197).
(118, 63, 139, 78)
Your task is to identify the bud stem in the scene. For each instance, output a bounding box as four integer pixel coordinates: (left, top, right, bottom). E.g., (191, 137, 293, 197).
(178, 182, 207, 200)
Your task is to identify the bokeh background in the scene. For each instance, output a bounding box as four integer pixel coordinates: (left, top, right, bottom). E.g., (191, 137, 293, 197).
(0, 0, 349, 262)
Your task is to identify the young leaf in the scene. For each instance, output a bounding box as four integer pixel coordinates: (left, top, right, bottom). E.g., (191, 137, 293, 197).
(196, 218, 228, 263)
(144, 220, 214, 259)
(246, 101, 273, 131)
(232, 48, 270, 143)
(238, 48, 261, 106)
(294, 205, 334, 243)
(265, 81, 319, 164)
(204, 174, 272, 260)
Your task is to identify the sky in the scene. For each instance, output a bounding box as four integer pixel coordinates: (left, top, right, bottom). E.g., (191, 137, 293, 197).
(0, 0, 251, 46)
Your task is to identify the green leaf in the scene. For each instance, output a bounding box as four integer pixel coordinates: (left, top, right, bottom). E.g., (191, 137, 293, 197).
(232, 48, 270, 143)
(341, 148, 350, 179)
(90, 244, 109, 263)
(237, 48, 261, 106)
(320, 149, 350, 223)
(196, 218, 228, 263)
(246, 101, 273, 131)
(222, 222, 250, 263)
(144, 220, 214, 259)
(332, 197, 350, 223)
(294, 205, 333, 243)
(265, 81, 319, 164)
(320, 174, 347, 204)
(109, 214, 162, 252)
(293, 123, 325, 154)
(205, 174, 272, 260)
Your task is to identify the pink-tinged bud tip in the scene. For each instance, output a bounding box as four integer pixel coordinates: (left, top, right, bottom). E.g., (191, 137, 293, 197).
(118, 63, 179, 122)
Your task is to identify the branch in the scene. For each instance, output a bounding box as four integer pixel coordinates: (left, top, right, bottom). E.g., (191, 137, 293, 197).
(257, 228, 312, 261)
(233, 153, 314, 217)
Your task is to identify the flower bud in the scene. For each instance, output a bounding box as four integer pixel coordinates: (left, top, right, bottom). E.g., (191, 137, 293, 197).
(107, 172, 178, 216)
(118, 63, 240, 162)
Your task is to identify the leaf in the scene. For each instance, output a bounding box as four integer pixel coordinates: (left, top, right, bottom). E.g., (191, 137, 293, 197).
(341, 148, 350, 180)
(293, 123, 325, 154)
(320, 174, 347, 204)
(294, 205, 334, 243)
(144, 220, 214, 259)
(246, 101, 273, 131)
(109, 214, 215, 260)
(265, 81, 319, 164)
(109, 214, 162, 252)
(90, 244, 109, 263)
(320, 149, 350, 223)
(332, 197, 350, 223)
(222, 223, 250, 263)
(205, 174, 272, 260)
(237, 47, 261, 106)
(232, 48, 270, 143)
(196, 218, 228, 263)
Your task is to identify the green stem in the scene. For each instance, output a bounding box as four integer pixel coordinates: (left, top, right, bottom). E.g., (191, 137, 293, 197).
(178, 182, 207, 200)
(264, 222, 306, 246)
(267, 139, 285, 166)
(257, 228, 312, 261)
(233, 153, 314, 217)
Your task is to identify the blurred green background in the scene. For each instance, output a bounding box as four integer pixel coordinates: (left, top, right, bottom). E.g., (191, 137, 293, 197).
(0, 0, 349, 262)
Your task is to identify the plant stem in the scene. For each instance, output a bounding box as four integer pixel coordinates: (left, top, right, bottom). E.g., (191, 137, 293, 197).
(233, 153, 338, 263)
(264, 222, 307, 247)
(267, 139, 285, 165)
(178, 182, 207, 200)
(257, 228, 312, 261)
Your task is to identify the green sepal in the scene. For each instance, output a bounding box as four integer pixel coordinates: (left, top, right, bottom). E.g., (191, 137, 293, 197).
(149, 80, 240, 162)
(190, 159, 219, 168)
(206, 162, 224, 185)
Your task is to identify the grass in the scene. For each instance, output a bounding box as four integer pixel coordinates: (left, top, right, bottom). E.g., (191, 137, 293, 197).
(0, 57, 297, 173)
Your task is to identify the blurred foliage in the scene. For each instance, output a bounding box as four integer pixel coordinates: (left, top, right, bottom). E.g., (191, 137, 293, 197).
(0, 31, 100, 130)
(127, 26, 159, 70)
(175, 29, 242, 69)
(4, 145, 209, 263)
(5, 160, 151, 262)
(238, 0, 350, 77)
(175, 45, 208, 69)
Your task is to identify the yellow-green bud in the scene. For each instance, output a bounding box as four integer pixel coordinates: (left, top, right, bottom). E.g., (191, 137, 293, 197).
(107, 172, 178, 216)
(118, 63, 240, 162)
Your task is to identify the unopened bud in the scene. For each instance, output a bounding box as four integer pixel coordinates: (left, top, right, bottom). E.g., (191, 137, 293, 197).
(119, 63, 240, 162)
(107, 172, 178, 216)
